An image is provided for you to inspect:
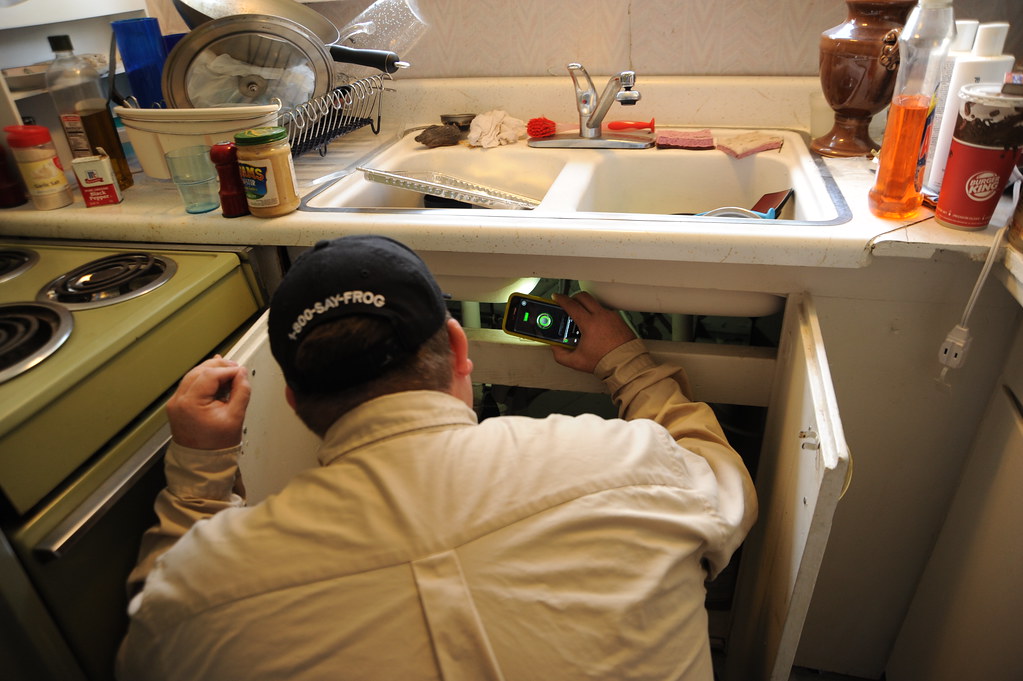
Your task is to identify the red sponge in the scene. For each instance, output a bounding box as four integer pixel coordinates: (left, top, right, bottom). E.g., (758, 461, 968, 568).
(527, 117, 557, 138)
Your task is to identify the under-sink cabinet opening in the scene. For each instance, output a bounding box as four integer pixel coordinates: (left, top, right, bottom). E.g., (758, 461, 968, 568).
(228, 277, 850, 681)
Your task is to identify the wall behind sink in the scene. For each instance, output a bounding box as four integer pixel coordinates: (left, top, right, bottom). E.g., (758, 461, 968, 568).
(147, 0, 1022, 80)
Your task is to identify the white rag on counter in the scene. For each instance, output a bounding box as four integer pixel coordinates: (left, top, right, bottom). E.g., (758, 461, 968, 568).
(467, 110, 526, 148)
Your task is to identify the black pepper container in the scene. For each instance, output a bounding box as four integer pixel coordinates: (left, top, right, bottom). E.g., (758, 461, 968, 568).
(210, 141, 249, 218)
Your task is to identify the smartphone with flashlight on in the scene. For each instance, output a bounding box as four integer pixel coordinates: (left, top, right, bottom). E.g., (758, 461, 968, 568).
(502, 292, 580, 347)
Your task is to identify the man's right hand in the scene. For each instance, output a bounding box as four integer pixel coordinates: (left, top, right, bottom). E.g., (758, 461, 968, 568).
(550, 292, 637, 374)
(167, 356, 251, 450)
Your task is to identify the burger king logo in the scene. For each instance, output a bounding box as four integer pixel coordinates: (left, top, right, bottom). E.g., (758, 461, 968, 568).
(965, 171, 1001, 202)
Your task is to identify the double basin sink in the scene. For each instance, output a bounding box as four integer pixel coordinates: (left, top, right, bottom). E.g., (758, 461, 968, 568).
(304, 127, 848, 225)
(301, 127, 849, 316)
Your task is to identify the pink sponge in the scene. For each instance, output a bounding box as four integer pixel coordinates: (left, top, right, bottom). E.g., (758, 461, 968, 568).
(656, 129, 714, 150)
(716, 132, 784, 159)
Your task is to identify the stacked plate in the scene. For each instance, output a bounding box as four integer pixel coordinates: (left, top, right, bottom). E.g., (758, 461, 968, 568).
(114, 103, 281, 179)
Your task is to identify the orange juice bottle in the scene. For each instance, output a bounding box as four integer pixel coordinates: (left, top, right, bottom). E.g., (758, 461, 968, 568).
(868, 0, 955, 219)
(868, 94, 933, 218)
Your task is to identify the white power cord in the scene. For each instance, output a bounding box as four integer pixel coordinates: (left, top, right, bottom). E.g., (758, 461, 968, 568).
(937, 181, 1019, 386)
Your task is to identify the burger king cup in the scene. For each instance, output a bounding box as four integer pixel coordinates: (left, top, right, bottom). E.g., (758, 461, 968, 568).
(935, 82, 1023, 230)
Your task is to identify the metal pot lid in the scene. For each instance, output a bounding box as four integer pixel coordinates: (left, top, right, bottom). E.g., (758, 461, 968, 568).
(162, 13, 334, 110)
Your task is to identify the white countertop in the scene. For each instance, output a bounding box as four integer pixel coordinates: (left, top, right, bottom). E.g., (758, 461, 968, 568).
(0, 76, 1016, 283)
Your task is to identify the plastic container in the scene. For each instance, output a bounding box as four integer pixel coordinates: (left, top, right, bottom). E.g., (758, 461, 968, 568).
(114, 104, 280, 179)
(868, 0, 956, 219)
(921, 18, 980, 191)
(3, 125, 74, 210)
(46, 35, 132, 191)
(234, 127, 300, 218)
(934, 82, 1023, 229)
(923, 22, 1015, 195)
(110, 17, 167, 109)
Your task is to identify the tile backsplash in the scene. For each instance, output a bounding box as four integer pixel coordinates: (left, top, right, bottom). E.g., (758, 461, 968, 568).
(145, 0, 1021, 81)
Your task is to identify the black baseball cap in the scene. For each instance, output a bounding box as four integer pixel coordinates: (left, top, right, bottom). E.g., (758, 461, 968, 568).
(268, 235, 448, 392)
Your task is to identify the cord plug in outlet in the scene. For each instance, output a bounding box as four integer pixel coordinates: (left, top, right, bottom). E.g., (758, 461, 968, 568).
(938, 324, 972, 369)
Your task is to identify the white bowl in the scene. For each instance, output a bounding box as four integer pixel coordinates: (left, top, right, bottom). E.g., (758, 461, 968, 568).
(113, 104, 281, 179)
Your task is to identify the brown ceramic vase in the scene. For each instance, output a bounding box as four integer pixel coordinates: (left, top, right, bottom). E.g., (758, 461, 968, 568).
(812, 0, 916, 158)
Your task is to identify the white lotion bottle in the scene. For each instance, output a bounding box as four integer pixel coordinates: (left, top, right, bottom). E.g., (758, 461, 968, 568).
(922, 19, 979, 188)
(923, 21, 1015, 195)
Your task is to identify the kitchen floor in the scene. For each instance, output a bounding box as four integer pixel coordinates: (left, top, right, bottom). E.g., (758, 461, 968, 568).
(712, 653, 877, 680)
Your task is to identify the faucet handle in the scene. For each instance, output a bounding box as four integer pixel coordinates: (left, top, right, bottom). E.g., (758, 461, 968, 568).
(567, 63, 597, 116)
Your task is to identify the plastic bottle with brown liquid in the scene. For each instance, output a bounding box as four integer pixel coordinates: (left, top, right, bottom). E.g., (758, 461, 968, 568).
(45, 34, 132, 191)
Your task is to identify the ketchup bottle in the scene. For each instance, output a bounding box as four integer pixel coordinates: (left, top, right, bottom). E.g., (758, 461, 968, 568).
(210, 141, 249, 218)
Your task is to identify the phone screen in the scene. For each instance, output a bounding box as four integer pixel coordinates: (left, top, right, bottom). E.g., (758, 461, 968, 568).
(502, 293, 580, 346)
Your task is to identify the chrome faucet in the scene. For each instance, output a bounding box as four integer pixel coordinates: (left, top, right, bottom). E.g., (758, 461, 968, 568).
(570, 63, 640, 138)
(529, 63, 653, 149)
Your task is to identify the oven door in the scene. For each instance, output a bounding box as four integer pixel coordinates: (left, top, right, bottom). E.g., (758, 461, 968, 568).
(2, 400, 170, 681)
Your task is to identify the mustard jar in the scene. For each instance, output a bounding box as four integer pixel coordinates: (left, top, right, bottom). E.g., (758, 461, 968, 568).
(234, 126, 300, 218)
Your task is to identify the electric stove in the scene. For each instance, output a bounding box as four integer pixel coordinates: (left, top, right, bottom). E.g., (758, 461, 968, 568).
(0, 239, 264, 680)
(0, 241, 262, 515)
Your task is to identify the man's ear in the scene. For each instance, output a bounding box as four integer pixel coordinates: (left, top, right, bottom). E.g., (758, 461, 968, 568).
(446, 317, 474, 378)
(285, 385, 297, 411)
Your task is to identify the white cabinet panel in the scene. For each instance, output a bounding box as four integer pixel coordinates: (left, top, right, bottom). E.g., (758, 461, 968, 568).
(887, 322, 1023, 680)
(723, 294, 852, 681)
(224, 313, 321, 504)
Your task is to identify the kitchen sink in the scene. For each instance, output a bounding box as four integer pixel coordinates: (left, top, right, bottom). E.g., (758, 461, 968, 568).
(560, 147, 837, 220)
(303, 127, 848, 225)
(307, 137, 573, 209)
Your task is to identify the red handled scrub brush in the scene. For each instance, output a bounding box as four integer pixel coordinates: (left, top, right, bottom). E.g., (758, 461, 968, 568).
(527, 117, 558, 138)
(608, 118, 655, 132)
(527, 117, 655, 138)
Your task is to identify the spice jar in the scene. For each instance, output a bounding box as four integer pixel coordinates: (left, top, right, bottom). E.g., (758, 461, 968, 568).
(233, 127, 299, 218)
(3, 125, 73, 210)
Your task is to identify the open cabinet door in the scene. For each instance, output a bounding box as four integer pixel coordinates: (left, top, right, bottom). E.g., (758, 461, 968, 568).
(225, 310, 321, 504)
(723, 293, 852, 681)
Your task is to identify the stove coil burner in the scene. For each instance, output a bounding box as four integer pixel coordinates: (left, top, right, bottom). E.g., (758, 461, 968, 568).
(37, 252, 178, 309)
(0, 248, 39, 284)
(0, 302, 73, 384)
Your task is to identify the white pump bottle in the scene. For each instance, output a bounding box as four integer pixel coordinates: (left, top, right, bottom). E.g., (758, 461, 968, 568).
(923, 22, 1015, 196)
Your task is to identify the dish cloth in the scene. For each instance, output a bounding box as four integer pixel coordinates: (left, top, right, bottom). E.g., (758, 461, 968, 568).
(467, 110, 526, 148)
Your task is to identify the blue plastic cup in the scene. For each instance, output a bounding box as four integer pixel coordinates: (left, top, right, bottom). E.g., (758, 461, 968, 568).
(111, 17, 167, 109)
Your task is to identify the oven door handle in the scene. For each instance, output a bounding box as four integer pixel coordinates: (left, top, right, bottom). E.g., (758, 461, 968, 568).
(35, 423, 171, 560)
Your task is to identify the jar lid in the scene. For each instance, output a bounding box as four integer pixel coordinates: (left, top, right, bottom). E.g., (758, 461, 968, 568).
(4, 124, 52, 148)
(234, 126, 289, 146)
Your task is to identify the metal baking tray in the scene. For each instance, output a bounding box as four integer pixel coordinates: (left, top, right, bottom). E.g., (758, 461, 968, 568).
(357, 167, 540, 210)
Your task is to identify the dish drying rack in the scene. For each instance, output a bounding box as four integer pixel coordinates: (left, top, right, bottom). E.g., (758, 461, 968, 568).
(280, 73, 389, 157)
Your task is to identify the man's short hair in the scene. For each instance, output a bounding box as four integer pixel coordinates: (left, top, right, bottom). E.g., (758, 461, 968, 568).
(289, 314, 453, 436)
